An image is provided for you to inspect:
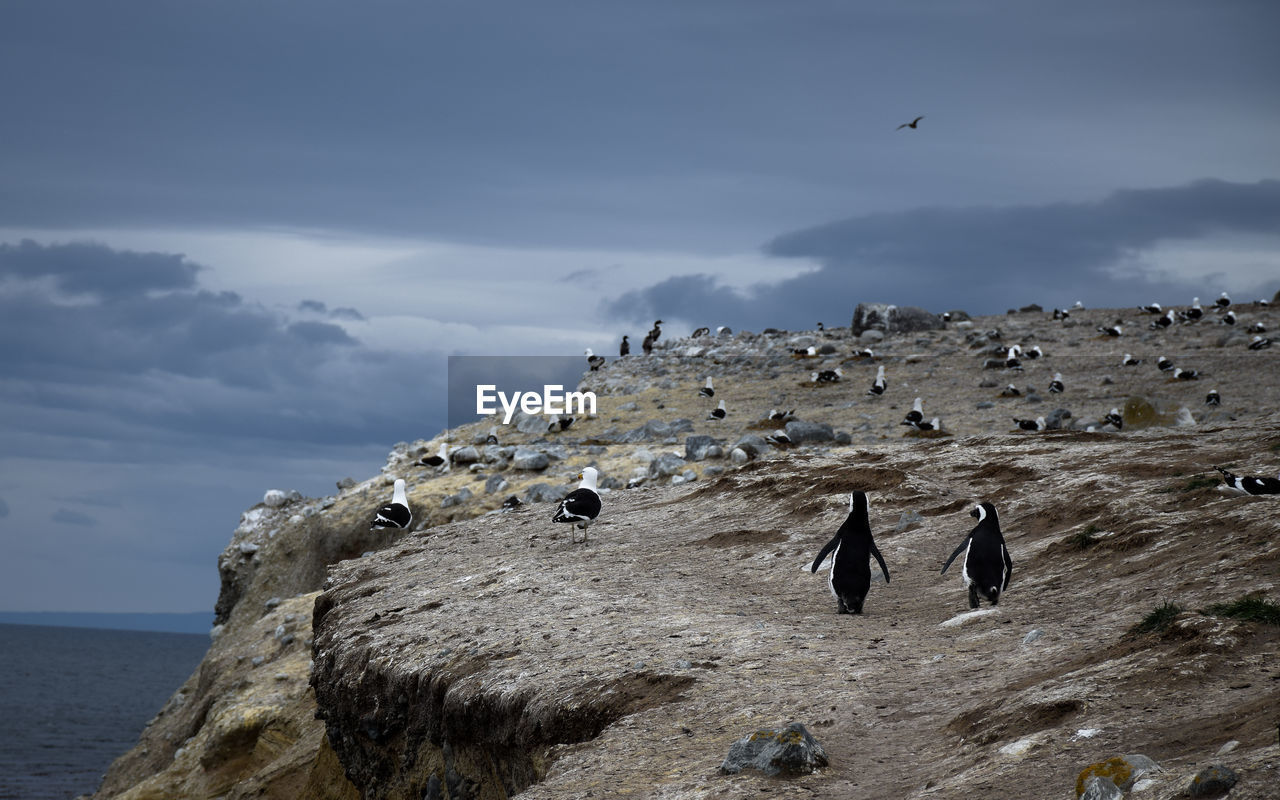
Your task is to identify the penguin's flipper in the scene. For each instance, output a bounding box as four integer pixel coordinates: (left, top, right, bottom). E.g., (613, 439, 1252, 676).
(1002, 544, 1013, 590)
(810, 534, 840, 573)
(940, 536, 970, 575)
(870, 539, 890, 584)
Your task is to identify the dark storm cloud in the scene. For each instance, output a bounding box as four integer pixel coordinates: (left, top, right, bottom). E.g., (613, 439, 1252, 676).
(298, 299, 327, 313)
(606, 179, 1280, 328)
(0, 240, 445, 454)
(329, 307, 365, 322)
(51, 508, 96, 526)
(0, 239, 200, 297)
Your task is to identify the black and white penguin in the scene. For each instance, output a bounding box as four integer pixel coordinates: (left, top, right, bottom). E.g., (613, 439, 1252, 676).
(1214, 292, 1231, 309)
(649, 320, 663, 342)
(417, 442, 450, 471)
(1173, 367, 1199, 380)
(1151, 310, 1175, 329)
(619, 335, 630, 356)
(1048, 373, 1065, 394)
(1248, 336, 1272, 350)
(812, 368, 843, 383)
(1097, 324, 1122, 337)
(1139, 302, 1162, 314)
(370, 478, 413, 530)
(867, 365, 887, 396)
(642, 333, 654, 356)
(904, 397, 924, 425)
(708, 399, 727, 420)
(1013, 417, 1046, 431)
(1214, 466, 1280, 496)
(1220, 310, 1237, 326)
(940, 502, 1013, 609)
(1205, 389, 1221, 407)
(691, 326, 710, 338)
(1024, 345, 1043, 359)
(1000, 384, 1022, 397)
(1122, 353, 1142, 367)
(551, 467, 602, 543)
(1157, 355, 1175, 372)
(585, 348, 605, 371)
(809, 492, 891, 614)
(700, 376, 715, 397)
(1104, 408, 1123, 429)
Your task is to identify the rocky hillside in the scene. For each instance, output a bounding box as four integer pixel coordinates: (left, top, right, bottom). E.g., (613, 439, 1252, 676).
(93, 301, 1280, 800)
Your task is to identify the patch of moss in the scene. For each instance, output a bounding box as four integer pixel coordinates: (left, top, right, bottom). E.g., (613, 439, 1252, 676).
(1067, 530, 1098, 550)
(1204, 594, 1280, 626)
(1130, 602, 1184, 635)
(1076, 757, 1132, 797)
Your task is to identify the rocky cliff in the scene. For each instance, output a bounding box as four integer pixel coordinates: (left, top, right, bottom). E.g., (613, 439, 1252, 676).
(95, 302, 1280, 799)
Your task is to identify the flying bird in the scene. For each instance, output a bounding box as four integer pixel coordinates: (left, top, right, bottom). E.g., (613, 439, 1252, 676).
(896, 115, 924, 130)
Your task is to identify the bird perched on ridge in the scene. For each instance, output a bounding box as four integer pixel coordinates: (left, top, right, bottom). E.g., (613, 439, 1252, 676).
(1097, 324, 1122, 337)
(1103, 408, 1123, 430)
(941, 502, 1013, 609)
(1122, 354, 1142, 366)
(1156, 355, 1175, 372)
(585, 348, 605, 371)
(417, 442, 450, 472)
(649, 320, 663, 342)
(642, 333, 654, 356)
(551, 467, 602, 543)
(1000, 384, 1022, 397)
(1180, 298, 1204, 322)
(810, 491, 890, 614)
(1139, 302, 1162, 314)
(904, 397, 924, 426)
(1151, 310, 1175, 329)
(1219, 310, 1237, 326)
(1214, 292, 1231, 309)
(1248, 335, 1272, 350)
(812, 368, 843, 383)
(371, 479, 412, 530)
(1173, 368, 1199, 380)
(619, 335, 630, 356)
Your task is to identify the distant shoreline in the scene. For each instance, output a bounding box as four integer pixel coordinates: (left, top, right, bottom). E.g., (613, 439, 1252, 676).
(0, 611, 212, 635)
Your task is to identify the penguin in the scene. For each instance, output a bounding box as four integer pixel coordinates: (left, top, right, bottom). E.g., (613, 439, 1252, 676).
(1104, 408, 1123, 429)
(867, 365, 887, 396)
(1214, 466, 1280, 496)
(1096, 324, 1122, 337)
(1122, 353, 1142, 367)
(708, 399, 727, 420)
(370, 478, 412, 530)
(1013, 417, 1046, 431)
(700, 376, 715, 397)
(551, 467, 602, 543)
(619, 335, 630, 356)
(1048, 373, 1065, 394)
(812, 368, 843, 383)
(904, 397, 924, 425)
(1205, 389, 1220, 407)
(1157, 355, 1175, 372)
(809, 491, 890, 614)
(585, 348, 605, 371)
(940, 502, 1013, 609)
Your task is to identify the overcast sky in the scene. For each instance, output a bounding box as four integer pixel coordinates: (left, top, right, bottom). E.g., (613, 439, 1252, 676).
(1, 1, 1277, 617)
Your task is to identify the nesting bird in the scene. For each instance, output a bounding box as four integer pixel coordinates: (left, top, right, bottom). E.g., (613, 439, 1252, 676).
(867, 365, 887, 396)
(1122, 353, 1142, 366)
(699, 376, 715, 398)
(1156, 356, 1175, 372)
(1000, 384, 1022, 397)
(1150, 310, 1175, 329)
(551, 467, 602, 544)
(1220, 310, 1237, 326)
(940, 502, 1013, 609)
(1248, 336, 1272, 350)
(1097, 324, 1122, 337)
(1205, 389, 1221, 407)
(907, 417, 941, 432)
(417, 442, 451, 471)
(1048, 373, 1065, 394)
(812, 368, 843, 383)
(1013, 417, 1046, 431)
(370, 479, 412, 530)
(769, 408, 796, 422)
(1214, 466, 1280, 496)
(1173, 368, 1199, 381)
(1139, 302, 1163, 314)
(1249, 322, 1267, 334)
(766, 431, 793, 448)
(1024, 345, 1043, 359)
(1104, 408, 1123, 430)
(852, 347, 875, 359)
(1180, 298, 1204, 322)
(1214, 292, 1231, 309)
(903, 397, 924, 426)
(708, 399, 727, 420)
(1004, 347, 1022, 370)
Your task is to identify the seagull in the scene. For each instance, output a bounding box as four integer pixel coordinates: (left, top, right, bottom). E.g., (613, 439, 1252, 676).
(1157, 355, 1175, 372)
(700, 376, 715, 397)
(1013, 417, 1046, 432)
(1205, 389, 1220, 407)
(769, 408, 796, 422)
(812, 368, 843, 383)
(1139, 302, 1162, 314)
(1249, 322, 1267, 333)
(551, 467, 602, 543)
(1000, 384, 1022, 397)
(1048, 373, 1065, 394)
(1214, 466, 1280, 496)
(1122, 354, 1142, 366)
(896, 116, 924, 130)
(585, 348, 605, 371)
(1248, 336, 1272, 350)
(904, 397, 924, 425)
(1024, 345, 1043, 359)
(1214, 292, 1231, 309)
(1097, 324, 1122, 337)
(1104, 408, 1123, 430)
(417, 442, 450, 471)
(370, 479, 412, 530)
(1150, 310, 1175, 329)
(708, 399, 727, 420)
(1219, 310, 1237, 326)
(867, 365, 887, 396)
(766, 431, 793, 448)
(1173, 368, 1199, 380)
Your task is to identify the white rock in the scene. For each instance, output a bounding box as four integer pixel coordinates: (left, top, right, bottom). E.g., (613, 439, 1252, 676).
(939, 607, 1001, 627)
(1215, 739, 1239, 755)
(263, 489, 289, 508)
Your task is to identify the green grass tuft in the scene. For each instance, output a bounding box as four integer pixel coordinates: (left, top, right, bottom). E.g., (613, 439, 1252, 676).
(1204, 594, 1280, 626)
(1068, 530, 1098, 550)
(1130, 602, 1184, 635)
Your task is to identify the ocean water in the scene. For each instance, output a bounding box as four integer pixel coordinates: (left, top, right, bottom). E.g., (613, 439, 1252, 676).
(0, 623, 209, 800)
